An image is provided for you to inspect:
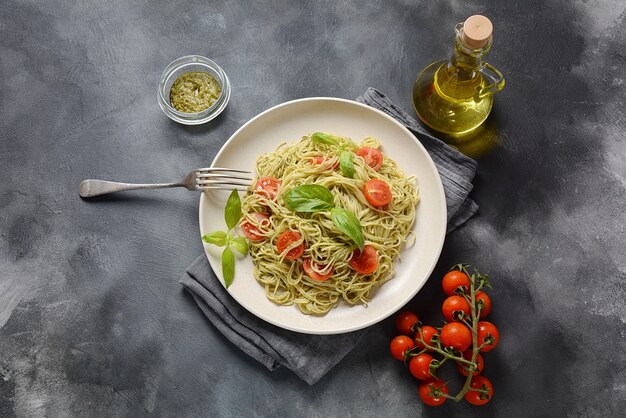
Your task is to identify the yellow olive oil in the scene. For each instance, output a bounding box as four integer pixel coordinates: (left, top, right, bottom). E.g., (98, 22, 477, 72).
(412, 16, 504, 137)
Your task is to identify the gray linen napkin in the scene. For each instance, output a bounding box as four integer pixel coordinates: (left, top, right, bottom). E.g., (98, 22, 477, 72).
(180, 88, 478, 385)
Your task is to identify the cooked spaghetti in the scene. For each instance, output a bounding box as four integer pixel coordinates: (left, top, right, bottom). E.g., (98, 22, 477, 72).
(240, 133, 419, 315)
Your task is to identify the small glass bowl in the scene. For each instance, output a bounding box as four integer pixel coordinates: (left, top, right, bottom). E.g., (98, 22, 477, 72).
(157, 55, 231, 125)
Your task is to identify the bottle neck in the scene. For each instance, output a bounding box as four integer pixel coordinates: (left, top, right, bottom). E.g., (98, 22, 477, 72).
(448, 23, 492, 78)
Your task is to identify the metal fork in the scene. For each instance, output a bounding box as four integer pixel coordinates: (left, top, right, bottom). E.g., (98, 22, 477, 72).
(79, 168, 253, 198)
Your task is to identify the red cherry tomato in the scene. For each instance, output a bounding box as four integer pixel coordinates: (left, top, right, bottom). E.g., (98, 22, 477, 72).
(363, 179, 392, 207)
(240, 213, 271, 241)
(414, 325, 437, 351)
(255, 176, 281, 200)
(464, 375, 493, 405)
(356, 147, 383, 171)
(442, 295, 471, 322)
(389, 335, 415, 361)
(475, 291, 492, 318)
(276, 231, 304, 260)
(349, 245, 379, 274)
(418, 379, 448, 406)
(442, 270, 471, 296)
(395, 310, 419, 335)
(302, 258, 334, 281)
(456, 350, 484, 377)
(477, 321, 500, 352)
(439, 322, 472, 352)
(409, 353, 434, 380)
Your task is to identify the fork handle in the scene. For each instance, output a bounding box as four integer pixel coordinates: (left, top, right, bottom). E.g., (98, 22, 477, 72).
(79, 179, 183, 197)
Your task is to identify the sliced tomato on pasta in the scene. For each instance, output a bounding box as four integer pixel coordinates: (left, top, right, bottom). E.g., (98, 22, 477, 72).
(276, 231, 305, 260)
(363, 179, 393, 207)
(240, 213, 271, 241)
(349, 245, 379, 274)
(302, 258, 334, 281)
(356, 147, 383, 171)
(255, 176, 281, 200)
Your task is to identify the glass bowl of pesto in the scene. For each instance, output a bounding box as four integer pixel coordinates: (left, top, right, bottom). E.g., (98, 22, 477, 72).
(158, 55, 231, 125)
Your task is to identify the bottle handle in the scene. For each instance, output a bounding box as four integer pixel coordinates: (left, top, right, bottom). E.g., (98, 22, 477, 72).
(476, 63, 505, 100)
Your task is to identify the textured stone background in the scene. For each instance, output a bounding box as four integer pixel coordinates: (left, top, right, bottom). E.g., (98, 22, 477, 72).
(1, 0, 625, 416)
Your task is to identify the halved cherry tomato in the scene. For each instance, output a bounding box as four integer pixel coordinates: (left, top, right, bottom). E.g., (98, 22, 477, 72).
(363, 179, 392, 207)
(276, 231, 304, 260)
(439, 322, 472, 352)
(349, 245, 379, 274)
(390, 335, 415, 361)
(442, 270, 471, 296)
(456, 350, 484, 377)
(240, 213, 270, 241)
(255, 176, 281, 200)
(395, 310, 419, 335)
(464, 375, 493, 405)
(418, 379, 448, 406)
(442, 295, 471, 322)
(415, 325, 437, 351)
(477, 321, 500, 352)
(475, 291, 492, 318)
(356, 147, 383, 171)
(302, 258, 334, 281)
(409, 353, 434, 380)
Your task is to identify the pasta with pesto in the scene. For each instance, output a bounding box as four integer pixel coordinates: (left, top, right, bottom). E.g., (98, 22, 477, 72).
(240, 133, 419, 315)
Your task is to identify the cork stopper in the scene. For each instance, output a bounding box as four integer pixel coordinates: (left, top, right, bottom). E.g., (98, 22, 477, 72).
(461, 15, 493, 49)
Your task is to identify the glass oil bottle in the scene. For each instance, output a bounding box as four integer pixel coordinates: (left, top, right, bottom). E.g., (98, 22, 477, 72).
(412, 15, 505, 136)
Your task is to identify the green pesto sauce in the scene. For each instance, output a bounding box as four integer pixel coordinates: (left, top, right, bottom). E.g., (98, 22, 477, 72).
(169, 72, 221, 113)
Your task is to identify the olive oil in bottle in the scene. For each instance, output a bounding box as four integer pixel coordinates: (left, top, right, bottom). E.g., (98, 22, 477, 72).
(412, 15, 505, 136)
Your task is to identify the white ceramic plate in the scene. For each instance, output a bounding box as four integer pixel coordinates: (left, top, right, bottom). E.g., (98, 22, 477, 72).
(199, 97, 446, 334)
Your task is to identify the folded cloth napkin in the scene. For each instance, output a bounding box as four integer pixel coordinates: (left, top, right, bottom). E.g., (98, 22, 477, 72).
(180, 88, 478, 385)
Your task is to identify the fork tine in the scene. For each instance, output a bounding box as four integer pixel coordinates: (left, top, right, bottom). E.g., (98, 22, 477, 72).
(196, 179, 251, 187)
(198, 185, 250, 191)
(196, 173, 253, 182)
(196, 167, 252, 174)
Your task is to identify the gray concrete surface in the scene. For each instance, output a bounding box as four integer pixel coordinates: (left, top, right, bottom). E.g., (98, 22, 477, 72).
(1, 0, 625, 416)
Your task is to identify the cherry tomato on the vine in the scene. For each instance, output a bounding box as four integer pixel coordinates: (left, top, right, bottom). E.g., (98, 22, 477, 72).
(442, 295, 471, 322)
(456, 350, 484, 377)
(475, 291, 492, 318)
(464, 375, 493, 405)
(409, 353, 434, 380)
(418, 379, 449, 406)
(390, 335, 415, 361)
(395, 310, 419, 335)
(414, 325, 437, 351)
(442, 270, 471, 296)
(440, 322, 472, 352)
(476, 321, 499, 352)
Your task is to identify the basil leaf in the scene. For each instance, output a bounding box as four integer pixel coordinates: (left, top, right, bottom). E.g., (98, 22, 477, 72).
(284, 185, 335, 212)
(340, 151, 355, 178)
(224, 189, 242, 231)
(331, 207, 364, 251)
(230, 236, 249, 256)
(202, 231, 228, 247)
(311, 132, 339, 146)
(222, 246, 235, 288)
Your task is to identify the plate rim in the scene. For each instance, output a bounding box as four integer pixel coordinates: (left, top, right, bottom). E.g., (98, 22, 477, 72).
(199, 96, 447, 334)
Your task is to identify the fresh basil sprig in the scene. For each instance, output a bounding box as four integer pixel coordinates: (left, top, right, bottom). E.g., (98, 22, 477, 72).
(311, 132, 340, 146)
(330, 207, 363, 250)
(283, 184, 364, 251)
(284, 184, 335, 212)
(339, 150, 355, 178)
(202, 189, 249, 288)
